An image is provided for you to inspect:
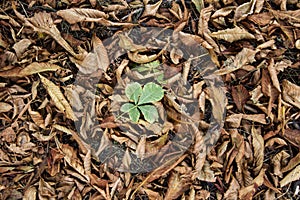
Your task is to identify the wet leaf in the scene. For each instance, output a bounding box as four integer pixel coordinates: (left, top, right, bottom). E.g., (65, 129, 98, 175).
(210, 26, 255, 43)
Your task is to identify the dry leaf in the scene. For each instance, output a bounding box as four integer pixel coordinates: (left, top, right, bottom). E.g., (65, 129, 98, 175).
(23, 187, 37, 200)
(210, 26, 255, 43)
(28, 105, 46, 129)
(224, 177, 240, 200)
(215, 48, 257, 75)
(141, 0, 162, 17)
(72, 35, 109, 74)
(231, 85, 250, 111)
(0, 62, 61, 77)
(282, 79, 300, 109)
(282, 129, 300, 149)
(234, 0, 256, 22)
(39, 74, 77, 121)
(57, 8, 108, 24)
(252, 127, 264, 176)
(25, 12, 81, 59)
(280, 165, 300, 187)
(282, 152, 300, 173)
(165, 172, 190, 200)
(12, 39, 32, 58)
(0, 102, 13, 113)
(268, 59, 281, 92)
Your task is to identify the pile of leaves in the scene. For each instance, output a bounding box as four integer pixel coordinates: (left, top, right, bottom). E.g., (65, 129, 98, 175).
(0, 0, 299, 199)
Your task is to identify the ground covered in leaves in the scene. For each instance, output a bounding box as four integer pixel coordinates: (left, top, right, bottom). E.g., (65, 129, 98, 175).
(0, 0, 300, 199)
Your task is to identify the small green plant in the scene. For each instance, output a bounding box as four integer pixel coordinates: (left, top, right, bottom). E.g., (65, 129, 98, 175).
(120, 82, 164, 123)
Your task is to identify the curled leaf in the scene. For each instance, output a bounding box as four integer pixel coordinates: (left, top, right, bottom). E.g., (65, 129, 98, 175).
(57, 8, 108, 24)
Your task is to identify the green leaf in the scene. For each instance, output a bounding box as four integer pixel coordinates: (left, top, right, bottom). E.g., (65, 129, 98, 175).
(125, 82, 142, 104)
(138, 82, 164, 105)
(139, 105, 159, 123)
(129, 107, 140, 122)
(120, 103, 135, 112)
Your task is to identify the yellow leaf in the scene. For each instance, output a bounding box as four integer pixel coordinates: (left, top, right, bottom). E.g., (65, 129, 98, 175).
(39, 74, 77, 121)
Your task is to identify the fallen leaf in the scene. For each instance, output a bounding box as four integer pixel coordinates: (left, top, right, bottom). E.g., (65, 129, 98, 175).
(165, 172, 191, 200)
(25, 12, 81, 59)
(252, 127, 264, 176)
(231, 85, 250, 111)
(39, 74, 77, 121)
(210, 26, 255, 43)
(141, 0, 162, 17)
(280, 165, 300, 187)
(12, 38, 32, 58)
(0, 102, 13, 113)
(0, 62, 61, 77)
(57, 8, 108, 24)
(282, 79, 300, 109)
(234, 0, 256, 22)
(215, 48, 257, 75)
(282, 129, 300, 149)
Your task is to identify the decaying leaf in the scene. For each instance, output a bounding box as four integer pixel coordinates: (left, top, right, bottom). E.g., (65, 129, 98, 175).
(39, 74, 77, 121)
(0, 62, 61, 77)
(210, 26, 255, 43)
(282, 79, 300, 109)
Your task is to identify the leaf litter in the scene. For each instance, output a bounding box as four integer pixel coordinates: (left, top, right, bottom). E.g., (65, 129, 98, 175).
(0, 0, 299, 199)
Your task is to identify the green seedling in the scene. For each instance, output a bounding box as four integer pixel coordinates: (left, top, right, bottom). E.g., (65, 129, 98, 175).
(120, 82, 164, 123)
(134, 60, 166, 84)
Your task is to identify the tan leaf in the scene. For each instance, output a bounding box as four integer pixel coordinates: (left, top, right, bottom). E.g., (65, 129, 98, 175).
(165, 172, 191, 200)
(215, 48, 257, 75)
(296, 39, 300, 50)
(224, 177, 240, 200)
(25, 12, 81, 59)
(282, 79, 300, 109)
(0, 102, 13, 113)
(38, 178, 56, 198)
(39, 74, 77, 121)
(12, 39, 32, 58)
(252, 127, 264, 176)
(268, 59, 281, 92)
(72, 35, 109, 74)
(280, 164, 300, 187)
(242, 114, 267, 124)
(57, 8, 108, 24)
(265, 138, 287, 148)
(231, 85, 250, 111)
(0, 62, 61, 77)
(210, 26, 255, 43)
(141, 0, 162, 17)
(282, 152, 300, 173)
(234, 0, 256, 22)
(28, 105, 46, 129)
(23, 186, 37, 200)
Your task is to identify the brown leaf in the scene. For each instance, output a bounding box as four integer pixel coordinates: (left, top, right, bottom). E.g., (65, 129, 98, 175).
(0, 127, 16, 143)
(282, 128, 300, 149)
(234, 0, 256, 22)
(28, 105, 46, 129)
(252, 127, 264, 176)
(224, 177, 240, 200)
(72, 35, 109, 74)
(280, 164, 300, 187)
(23, 187, 37, 200)
(282, 79, 300, 109)
(282, 151, 300, 173)
(12, 39, 32, 58)
(268, 59, 281, 92)
(57, 8, 108, 24)
(0, 62, 61, 77)
(25, 12, 81, 59)
(0, 102, 13, 113)
(215, 48, 257, 75)
(39, 74, 77, 121)
(232, 85, 250, 111)
(165, 172, 190, 200)
(141, 0, 162, 17)
(210, 26, 255, 43)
